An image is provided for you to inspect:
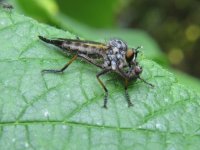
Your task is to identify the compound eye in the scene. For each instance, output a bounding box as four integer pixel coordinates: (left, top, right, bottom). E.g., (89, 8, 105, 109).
(126, 49, 134, 63)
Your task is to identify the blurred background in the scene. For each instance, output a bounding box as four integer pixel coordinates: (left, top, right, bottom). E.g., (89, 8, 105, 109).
(4, 0, 200, 88)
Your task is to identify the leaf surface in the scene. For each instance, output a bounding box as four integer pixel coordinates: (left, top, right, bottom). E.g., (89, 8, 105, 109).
(0, 10, 200, 150)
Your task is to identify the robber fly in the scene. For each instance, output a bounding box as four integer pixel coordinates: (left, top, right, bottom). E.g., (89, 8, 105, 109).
(39, 35, 153, 108)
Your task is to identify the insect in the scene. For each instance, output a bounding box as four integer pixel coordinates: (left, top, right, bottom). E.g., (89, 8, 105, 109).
(39, 36, 153, 108)
(0, 2, 13, 10)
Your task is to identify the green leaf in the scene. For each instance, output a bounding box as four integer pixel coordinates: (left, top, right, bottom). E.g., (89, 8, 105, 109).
(1, 10, 200, 150)
(171, 69, 200, 93)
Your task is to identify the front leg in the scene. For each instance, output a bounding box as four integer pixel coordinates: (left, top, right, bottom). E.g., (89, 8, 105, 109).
(116, 68, 133, 107)
(124, 79, 133, 107)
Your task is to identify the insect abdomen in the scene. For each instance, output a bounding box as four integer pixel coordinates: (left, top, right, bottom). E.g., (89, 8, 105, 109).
(69, 43, 102, 55)
(39, 36, 64, 48)
(39, 36, 105, 55)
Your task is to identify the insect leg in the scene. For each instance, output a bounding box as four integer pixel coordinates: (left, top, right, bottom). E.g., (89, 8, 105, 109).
(116, 69, 133, 107)
(42, 55, 78, 73)
(96, 69, 110, 108)
(125, 79, 133, 107)
(138, 77, 154, 87)
(78, 54, 103, 69)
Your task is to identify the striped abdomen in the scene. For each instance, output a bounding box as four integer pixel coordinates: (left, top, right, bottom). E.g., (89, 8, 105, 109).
(39, 36, 107, 56)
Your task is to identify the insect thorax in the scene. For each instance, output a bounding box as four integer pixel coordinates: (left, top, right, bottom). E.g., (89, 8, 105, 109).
(103, 39, 128, 70)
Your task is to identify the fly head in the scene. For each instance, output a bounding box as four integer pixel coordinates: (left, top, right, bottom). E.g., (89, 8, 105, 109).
(127, 65, 143, 79)
(125, 46, 142, 66)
